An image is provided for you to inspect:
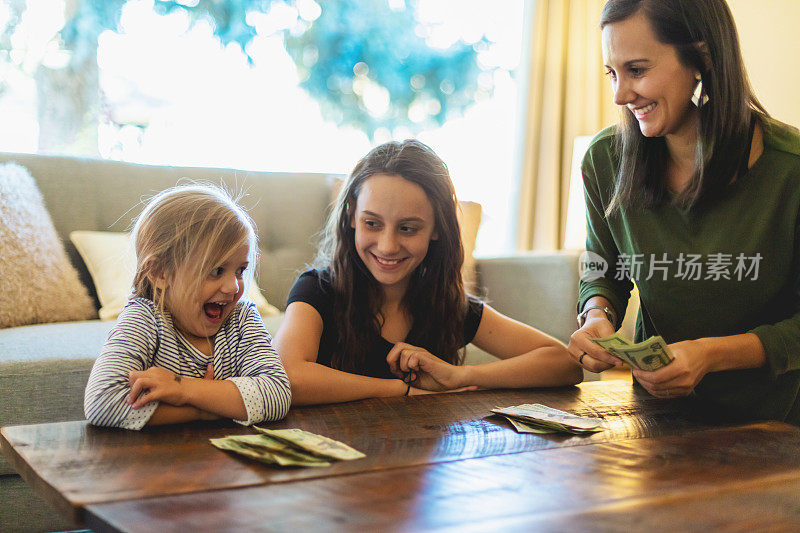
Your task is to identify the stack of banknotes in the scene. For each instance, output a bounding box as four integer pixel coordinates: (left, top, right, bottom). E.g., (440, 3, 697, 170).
(589, 334, 675, 371)
(491, 403, 603, 434)
(210, 427, 365, 467)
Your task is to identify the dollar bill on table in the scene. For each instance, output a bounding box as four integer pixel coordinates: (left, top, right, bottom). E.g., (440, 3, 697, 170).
(253, 427, 366, 461)
(501, 415, 560, 434)
(492, 403, 603, 434)
(210, 428, 365, 467)
(210, 434, 332, 467)
(590, 333, 675, 371)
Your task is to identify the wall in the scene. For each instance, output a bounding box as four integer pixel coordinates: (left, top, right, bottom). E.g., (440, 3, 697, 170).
(728, 0, 800, 128)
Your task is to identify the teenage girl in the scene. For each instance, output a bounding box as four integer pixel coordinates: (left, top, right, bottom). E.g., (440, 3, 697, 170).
(84, 184, 291, 429)
(274, 140, 582, 405)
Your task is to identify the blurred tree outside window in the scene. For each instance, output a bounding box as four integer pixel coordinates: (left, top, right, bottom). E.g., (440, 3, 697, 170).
(0, 0, 527, 253)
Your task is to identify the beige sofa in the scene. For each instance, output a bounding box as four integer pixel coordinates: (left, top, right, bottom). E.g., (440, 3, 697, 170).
(0, 151, 585, 531)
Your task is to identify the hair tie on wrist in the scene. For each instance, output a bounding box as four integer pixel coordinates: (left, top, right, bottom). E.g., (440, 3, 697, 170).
(405, 383, 412, 396)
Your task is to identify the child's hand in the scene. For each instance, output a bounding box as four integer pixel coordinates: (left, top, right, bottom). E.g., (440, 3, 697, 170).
(127, 366, 186, 409)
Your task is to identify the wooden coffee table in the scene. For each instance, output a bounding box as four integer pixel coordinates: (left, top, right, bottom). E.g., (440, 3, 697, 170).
(3, 381, 800, 532)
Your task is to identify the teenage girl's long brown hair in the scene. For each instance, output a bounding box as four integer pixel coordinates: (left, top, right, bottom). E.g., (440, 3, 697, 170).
(316, 140, 468, 372)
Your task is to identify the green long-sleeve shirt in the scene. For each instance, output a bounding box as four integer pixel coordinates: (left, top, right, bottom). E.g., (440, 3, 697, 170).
(579, 117, 800, 424)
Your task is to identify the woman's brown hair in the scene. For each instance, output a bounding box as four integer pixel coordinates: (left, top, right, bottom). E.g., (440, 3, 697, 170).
(600, 0, 768, 213)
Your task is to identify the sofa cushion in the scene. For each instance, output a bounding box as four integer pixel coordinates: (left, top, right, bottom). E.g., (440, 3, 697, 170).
(0, 321, 111, 475)
(0, 163, 96, 327)
(69, 230, 136, 319)
(458, 200, 481, 291)
(0, 319, 117, 365)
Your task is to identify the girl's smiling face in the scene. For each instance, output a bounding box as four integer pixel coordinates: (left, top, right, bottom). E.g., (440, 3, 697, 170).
(351, 174, 438, 294)
(602, 10, 700, 140)
(162, 242, 249, 347)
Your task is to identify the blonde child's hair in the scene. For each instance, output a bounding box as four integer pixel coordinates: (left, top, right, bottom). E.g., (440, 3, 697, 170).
(131, 183, 257, 314)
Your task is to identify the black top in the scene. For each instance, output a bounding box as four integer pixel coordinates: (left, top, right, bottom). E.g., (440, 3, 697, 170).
(287, 269, 484, 379)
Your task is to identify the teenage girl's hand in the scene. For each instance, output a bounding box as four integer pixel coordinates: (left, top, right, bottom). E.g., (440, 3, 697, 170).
(127, 366, 187, 409)
(568, 315, 621, 373)
(386, 342, 466, 391)
(631, 340, 709, 399)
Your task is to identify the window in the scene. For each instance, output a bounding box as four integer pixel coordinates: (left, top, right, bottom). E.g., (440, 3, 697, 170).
(0, 0, 527, 253)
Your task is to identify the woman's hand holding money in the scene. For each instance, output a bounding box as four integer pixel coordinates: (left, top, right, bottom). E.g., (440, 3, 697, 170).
(631, 340, 708, 398)
(569, 315, 622, 373)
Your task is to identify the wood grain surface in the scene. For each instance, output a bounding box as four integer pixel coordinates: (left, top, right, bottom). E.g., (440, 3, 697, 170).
(83, 422, 800, 532)
(0, 380, 784, 529)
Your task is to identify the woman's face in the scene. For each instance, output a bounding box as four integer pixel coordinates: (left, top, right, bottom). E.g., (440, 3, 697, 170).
(602, 10, 699, 139)
(350, 174, 437, 295)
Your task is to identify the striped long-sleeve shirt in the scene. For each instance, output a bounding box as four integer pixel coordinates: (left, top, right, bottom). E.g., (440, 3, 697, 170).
(84, 297, 291, 430)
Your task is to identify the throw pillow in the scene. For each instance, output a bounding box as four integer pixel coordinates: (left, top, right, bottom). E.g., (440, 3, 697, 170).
(458, 201, 482, 291)
(0, 163, 97, 327)
(70, 231, 280, 320)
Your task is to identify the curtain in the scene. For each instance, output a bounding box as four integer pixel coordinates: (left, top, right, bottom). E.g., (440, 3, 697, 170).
(516, 0, 616, 251)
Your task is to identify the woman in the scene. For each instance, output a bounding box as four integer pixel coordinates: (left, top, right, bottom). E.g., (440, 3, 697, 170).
(275, 140, 582, 405)
(570, 0, 800, 423)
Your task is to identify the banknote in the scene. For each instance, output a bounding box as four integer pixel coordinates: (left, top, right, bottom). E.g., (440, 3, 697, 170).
(492, 403, 603, 434)
(213, 434, 333, 466)
(591, 334, 636, 366)
(619, 338, 674, 371)
(211, 428, 365, 467)
(210, 435, 331, 467)
(253, 427, 366, 461)
(502, 415, 559, 434)
(589, 333, 675, 371)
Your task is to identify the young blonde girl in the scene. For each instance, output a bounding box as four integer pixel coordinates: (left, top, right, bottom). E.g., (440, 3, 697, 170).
(275, 140, 582, 405)
(84, 184, 291, 429)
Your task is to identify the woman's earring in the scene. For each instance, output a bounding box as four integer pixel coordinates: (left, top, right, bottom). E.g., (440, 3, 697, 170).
(691, 75, 708, 108)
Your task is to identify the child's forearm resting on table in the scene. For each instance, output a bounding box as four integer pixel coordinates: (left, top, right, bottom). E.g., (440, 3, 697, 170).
(131, 376, 248, 422)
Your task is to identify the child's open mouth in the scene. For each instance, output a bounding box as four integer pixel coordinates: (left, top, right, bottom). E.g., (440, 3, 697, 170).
(204, 302, 226, 319)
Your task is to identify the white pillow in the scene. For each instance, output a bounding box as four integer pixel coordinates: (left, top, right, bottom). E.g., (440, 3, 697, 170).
(70, 231, 280, 320)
